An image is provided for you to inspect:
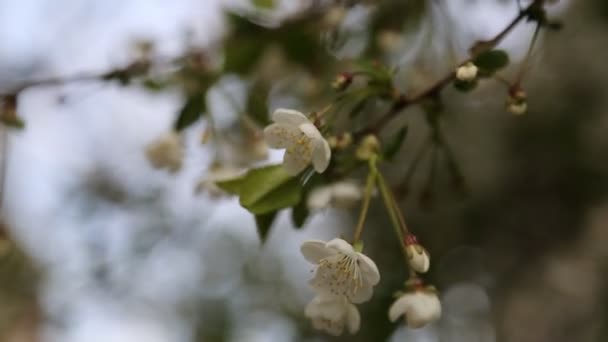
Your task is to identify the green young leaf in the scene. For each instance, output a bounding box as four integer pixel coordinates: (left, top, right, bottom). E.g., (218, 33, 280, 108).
(245, 177, 301, 214)
(255, 211, 277, 242)
(473, 50, 510, 73)
(238, 165, 302, 215)
(383, 126, 408, 161)
(174, 94, 206, 131)
(215, 176, 245, 195)
(251, 0, 275, 9)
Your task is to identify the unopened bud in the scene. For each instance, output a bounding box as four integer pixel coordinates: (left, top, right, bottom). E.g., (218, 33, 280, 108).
(356, 135, 380, 161)
(331, 72, 353, 91)
(455, 62, 478, 82)
(404, 234, 430, 273)
(506, 88, 527, 115)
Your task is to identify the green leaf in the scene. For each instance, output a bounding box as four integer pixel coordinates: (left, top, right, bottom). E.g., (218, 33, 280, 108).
(174, 94, 206, 131)
(251, 0, 275, 9)
(473, 50, 510, 73)
(244, 177, 301, 214)
(383, 126, 408, 161)
(215, 176, 245, 195)
(216, 165, 303, 215)
(291, 199, 309, 229)
(453, 79, 478, 92)
(255, 211, 277, 242)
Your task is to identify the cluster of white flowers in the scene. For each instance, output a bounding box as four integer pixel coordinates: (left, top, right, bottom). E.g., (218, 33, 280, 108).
(262, 108, 441, 335)
(301, 238, 379, 336)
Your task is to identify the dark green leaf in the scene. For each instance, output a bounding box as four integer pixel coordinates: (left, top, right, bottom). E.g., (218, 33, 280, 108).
(255, 211, 277, 242)
(174, 94, 206, 131)
(473, 50, 510, 73)
(453, 79, 478, 92)
(383, 126, 408, 161)
(291, 199, 309, 229)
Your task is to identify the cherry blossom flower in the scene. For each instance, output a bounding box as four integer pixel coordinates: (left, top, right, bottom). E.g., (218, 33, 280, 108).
(301, 238, 380, 303)
(389, 288, 441, 329)
(263, 109, 331, 175)
(305, 294, 361, 336)
(404, 234, 430, 273)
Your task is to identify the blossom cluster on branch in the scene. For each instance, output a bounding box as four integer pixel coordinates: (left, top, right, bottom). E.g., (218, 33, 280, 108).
(0, 0, 563, 336)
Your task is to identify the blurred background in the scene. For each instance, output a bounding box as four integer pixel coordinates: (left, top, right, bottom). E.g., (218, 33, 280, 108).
(0, 0, 607, 341)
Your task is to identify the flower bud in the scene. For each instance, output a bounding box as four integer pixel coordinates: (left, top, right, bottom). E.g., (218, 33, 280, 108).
(145, 131, 183, 173)
(332, 72, 353, 91)
(404, 234, 430, 273)
(356, 135, 380, 161)
(506, 88, 527, 115)
(455, 62, 478, 82)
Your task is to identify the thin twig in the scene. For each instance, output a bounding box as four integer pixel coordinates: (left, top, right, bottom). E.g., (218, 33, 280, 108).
(355, 0, 543, 138)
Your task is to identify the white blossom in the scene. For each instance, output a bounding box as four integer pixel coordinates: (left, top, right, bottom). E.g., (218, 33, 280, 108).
(507, 100, 527, 115)
(455, 62, 478, 82)
(305, 294, 361, 336)
(145, 131, 183, 173)
(307, 181, 362, 210)
(263, 109, 331, 175)
(389, 289, 441, 329)
(405, 234, 430, 273)
(301, 238, 380, 303)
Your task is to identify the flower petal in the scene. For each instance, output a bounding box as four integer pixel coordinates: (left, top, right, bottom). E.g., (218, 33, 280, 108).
(349, 282, 373, 304)
(312, 138, 331, 173)
(263, 123, 300, 149)
(357, 253, 380, 285)
(346, 303, 361, 335)
(301, 240, 335, 264)
(325, 238, 355, 255)
(299, 123, 331, 173)
(388, 294, 412, 322)
(299, 122, 323, 140)
(272, 108, 309, 126)
(283, 144, 312, 175)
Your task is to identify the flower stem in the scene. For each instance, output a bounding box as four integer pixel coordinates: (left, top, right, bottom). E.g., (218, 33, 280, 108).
(515, 21, 542, 86)
(372, 159, 410, 262)
(353, 156, 377, 242)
